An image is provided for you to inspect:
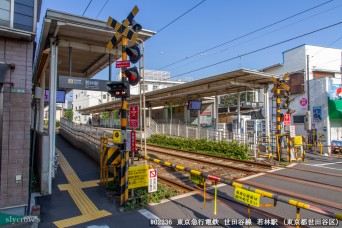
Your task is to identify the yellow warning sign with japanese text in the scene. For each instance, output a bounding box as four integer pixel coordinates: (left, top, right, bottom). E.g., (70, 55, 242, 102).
(294, 136, 303, 146)
(113, 130, 121, 144)
(234, 187, 260, 207)
(190, 173, 204, 185)
(128, 165, 148, 189)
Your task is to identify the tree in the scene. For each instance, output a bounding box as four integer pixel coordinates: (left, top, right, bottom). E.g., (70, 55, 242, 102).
(220, 92, 254, 107)
(101, 112, 110, 120)
(65, 108, 73, 121)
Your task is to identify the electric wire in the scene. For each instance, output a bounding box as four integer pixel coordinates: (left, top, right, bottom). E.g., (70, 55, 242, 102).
(82, 0, 93, 16)
(96, 0, 110, 19)
(157, 0, 207, 33)
(168, 3, 342, 73)
(169, 21, 342, 79)
(157, 0, 334, 71)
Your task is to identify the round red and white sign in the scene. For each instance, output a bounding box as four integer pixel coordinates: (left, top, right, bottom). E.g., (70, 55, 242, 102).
(300, 98, 308, 106)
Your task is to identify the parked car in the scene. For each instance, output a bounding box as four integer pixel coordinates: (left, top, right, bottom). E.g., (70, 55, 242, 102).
(331, 140, 342, 153)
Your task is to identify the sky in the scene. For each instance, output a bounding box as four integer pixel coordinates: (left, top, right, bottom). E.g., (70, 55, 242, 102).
(38, 0, 342, 83)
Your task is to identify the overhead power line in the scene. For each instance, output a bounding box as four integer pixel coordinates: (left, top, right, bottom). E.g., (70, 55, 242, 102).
(96, 0, 110, 19)
(157, 0, 334, 70)
(157, 0, 207, 33)
(82, 0, 93, 16)
(170, 21, 342, 79)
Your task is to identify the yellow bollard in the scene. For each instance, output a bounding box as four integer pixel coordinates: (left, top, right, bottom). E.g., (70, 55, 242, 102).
(319, 142, 323, 155)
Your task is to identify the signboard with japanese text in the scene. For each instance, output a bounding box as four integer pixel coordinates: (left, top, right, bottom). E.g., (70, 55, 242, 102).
(148, 169, 157, 193)
(116, 60, 130, 68)
(294, 136, 303, 146)
(129, 105, 139, 128)
(234, 188, 260, 207)
(190, 173, 204, 185)
(128, 165, 148, 189)
(284, 114, 291, 125)
(131, 130, 136, 152)
(289, 125, 296, 138)
(59, 76, 110, 91)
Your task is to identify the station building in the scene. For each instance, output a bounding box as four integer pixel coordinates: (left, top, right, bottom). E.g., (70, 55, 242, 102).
(0, 0, 42, 215)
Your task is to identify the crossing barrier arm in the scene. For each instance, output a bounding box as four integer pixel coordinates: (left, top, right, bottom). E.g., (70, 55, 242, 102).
(140, 155, 342, 221)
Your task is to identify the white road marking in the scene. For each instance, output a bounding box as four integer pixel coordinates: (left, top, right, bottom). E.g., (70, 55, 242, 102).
(301, 163, 342, 171)
(304, 162, 342, 166)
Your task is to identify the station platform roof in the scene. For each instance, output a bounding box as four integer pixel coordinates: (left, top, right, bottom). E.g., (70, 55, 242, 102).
(79, 69, 277, 115)
(32, 9, 156, 89)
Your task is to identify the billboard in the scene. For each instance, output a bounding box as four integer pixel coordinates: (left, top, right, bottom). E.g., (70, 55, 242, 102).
(44, 90, 66, 103)
(187, 100, 202, 110)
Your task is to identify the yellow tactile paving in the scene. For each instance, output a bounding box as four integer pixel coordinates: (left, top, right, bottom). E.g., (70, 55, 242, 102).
(53, 152, 111, 227)
(58, 180, 100, 191)
(53, 210, 111, 228)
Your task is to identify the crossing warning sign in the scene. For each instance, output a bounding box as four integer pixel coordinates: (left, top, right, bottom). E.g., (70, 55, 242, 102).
(234, 187, 260, 207)
(148, 169, 157, 193)
(113, 130, 121, 144)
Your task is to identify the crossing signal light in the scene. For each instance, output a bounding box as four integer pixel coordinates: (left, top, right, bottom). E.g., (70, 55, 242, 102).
(131, 20, 142, 32)
(107, 81, 130, 98)
(125, 66, 141, 86)
(125, 45, 141, 64)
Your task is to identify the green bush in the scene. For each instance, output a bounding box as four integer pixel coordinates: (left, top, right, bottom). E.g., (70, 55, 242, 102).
(148, 134, 249, 160)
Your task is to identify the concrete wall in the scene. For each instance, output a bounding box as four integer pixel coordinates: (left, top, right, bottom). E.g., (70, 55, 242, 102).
(0, 37, 33, 215)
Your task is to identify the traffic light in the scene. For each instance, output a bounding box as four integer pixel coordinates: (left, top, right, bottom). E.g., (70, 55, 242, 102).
(124, 66, 141, 86)
(125, 45, 141, 64)
(107, 81, 130, 98)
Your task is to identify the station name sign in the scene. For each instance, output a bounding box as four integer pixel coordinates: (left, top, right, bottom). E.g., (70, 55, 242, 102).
(59, 76, 111, 91)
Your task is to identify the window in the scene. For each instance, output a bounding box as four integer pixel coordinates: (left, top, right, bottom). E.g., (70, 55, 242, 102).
(0, 0, 11, 27)
(144, 85, 149, 91)
(293, 115, 305, 124)
(103, 94, 106, 99)
(79, 106, 81, 110)
(75, 107, 77, 110)
(153, 85, 159, 91)
(76, 95, 77, 99)
(13, 0, 34, 31)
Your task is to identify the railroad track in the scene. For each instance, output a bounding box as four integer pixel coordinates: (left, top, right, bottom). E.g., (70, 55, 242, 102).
(140, 143, 342, 211)
(138, 143, 273, 173)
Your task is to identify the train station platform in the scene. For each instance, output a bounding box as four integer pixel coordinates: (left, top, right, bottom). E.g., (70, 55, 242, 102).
(36, 134, 341, 227)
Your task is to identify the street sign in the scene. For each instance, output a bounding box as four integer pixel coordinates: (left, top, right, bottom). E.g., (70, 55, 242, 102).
(113, 130, 121, 144)
(131, 130, 136, 152)
(116, 60, 130, 68)
(129, 105, 139, 128)
(284, 113, 291, 125)
(126, 132, 131, 151)
(148, 169, 157, 193)
(59, 76, 110, 91)
(128, 165, 148, 189)
(294, 136, 303, 146)
(234, 187, 260, 207)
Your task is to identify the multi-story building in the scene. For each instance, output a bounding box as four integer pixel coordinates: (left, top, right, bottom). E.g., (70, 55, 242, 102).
(261, 44, 341, 151)
(72, 90, 111, 124)
(0, 0, 42, 215)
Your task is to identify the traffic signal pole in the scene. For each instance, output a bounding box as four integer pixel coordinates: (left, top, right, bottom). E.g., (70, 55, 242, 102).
(120, 36, 129, 206)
